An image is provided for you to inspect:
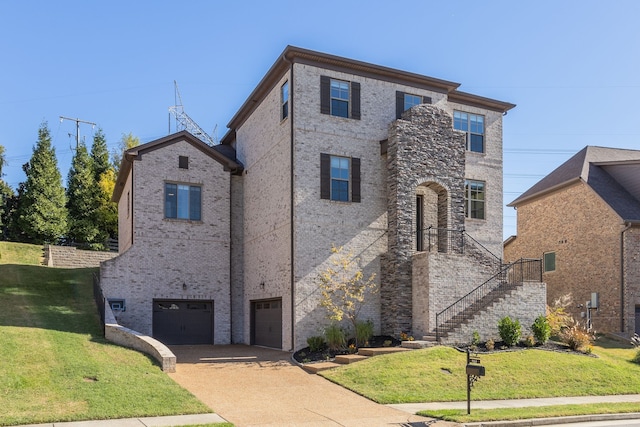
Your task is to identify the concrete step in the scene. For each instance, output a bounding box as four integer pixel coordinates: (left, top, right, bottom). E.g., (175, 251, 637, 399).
(302, 361, 342, 374)
(357, 347, 411, 357)
(334, 354, 369, 364)
(401, 340, 433, 349)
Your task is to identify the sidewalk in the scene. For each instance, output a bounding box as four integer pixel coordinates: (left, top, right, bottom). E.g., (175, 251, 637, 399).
(9, 413, 228, 427)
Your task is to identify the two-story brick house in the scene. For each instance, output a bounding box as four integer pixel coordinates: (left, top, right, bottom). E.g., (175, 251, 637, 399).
(504, 146, 640, 336)
(101, 46, 544, 350)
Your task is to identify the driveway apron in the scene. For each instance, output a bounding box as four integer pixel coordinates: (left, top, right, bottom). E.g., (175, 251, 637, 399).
(168, 344, 445, 427)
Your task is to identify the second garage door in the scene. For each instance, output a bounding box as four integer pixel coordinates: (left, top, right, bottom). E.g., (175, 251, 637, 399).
(153, 300, 213, 345)
(251, 298, 282, 349)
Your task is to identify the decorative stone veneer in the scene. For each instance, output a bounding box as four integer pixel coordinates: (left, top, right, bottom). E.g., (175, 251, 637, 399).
(382, 104, 466, 335)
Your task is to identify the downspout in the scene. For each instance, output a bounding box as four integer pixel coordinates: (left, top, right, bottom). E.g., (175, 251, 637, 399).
(621, 221, 633, 332)
(284, 53, 295, 351)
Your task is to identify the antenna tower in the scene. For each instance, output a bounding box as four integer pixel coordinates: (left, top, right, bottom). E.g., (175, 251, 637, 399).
(168, 81, 217, 146)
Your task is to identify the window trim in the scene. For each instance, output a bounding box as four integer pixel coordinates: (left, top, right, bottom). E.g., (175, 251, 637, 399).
(464, 179, 486, 220)
(320, 153, 361, 203)
(396, 91, 432, 119)
(164, 182, 202, 221)
(320, 76, 361, 120)
(454, 110, 485, 153)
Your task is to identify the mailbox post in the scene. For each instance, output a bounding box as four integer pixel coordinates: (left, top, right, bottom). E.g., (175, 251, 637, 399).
(466, 349, 485, 414)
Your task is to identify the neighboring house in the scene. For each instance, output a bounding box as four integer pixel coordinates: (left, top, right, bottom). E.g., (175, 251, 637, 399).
(101, 46, 545, 350)
(504, 146, 640, 336)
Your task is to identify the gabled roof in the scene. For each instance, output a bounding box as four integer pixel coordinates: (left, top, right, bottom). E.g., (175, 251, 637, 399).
(508, 146, 640, 221)
(113, 131, 243, 202)
(222, 46, 515, 143)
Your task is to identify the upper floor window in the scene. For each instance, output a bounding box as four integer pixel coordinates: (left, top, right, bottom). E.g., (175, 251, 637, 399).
(454, 111, 485, 153)
(544, 252, 556, 272)
(281, 81, 289, 120)
(464, 179, 485, 220)
(395, 91, 432, 119)
(320, 153, 361, 203)
(320, 76, 361, 120)
(165, 183, 201, 221)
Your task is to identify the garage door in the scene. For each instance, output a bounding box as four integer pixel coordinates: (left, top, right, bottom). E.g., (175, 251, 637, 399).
(251, 298, 282, 348)
(153, 300, 213, 345)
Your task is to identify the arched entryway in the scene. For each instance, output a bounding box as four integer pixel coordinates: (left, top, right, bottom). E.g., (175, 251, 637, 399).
(415, 182, 449, 252)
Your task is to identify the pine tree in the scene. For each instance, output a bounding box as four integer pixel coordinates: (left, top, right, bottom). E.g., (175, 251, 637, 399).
(66, 141, 99, 247)
(16, 122, 68, 243)
(90, 129, 117, 246)
(0, 145, 15, 238)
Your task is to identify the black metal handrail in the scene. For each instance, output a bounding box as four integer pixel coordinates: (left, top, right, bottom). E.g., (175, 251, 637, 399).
(435, 258, 542, 341)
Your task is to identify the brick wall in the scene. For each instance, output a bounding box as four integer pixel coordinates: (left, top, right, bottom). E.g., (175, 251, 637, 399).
(505, 181, 625, 334)
(623, 225, 640, 334)
(44, 245, 117, 268)
(100, 138, 232, 344)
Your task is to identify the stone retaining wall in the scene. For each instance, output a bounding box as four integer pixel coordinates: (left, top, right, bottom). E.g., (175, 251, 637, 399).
(44, 245, 117, 268)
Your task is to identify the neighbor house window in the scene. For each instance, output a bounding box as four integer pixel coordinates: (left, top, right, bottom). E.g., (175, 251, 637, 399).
(320, 153, 361, 202)
(281, 81, 289, 120)
(544, 252, 556, 272)
(320, 76, 361, 119)
(165, 183, 201, 221)
(464, 180, 485, 220)
(454, 111, 485, 153)
(395, 91, 432, 119)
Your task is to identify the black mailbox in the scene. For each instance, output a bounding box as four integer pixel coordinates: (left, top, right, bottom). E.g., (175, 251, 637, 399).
(466, 364, 485, 377)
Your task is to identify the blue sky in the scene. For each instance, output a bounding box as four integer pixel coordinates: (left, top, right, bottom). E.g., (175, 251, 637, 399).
(1, 1, 639, 239)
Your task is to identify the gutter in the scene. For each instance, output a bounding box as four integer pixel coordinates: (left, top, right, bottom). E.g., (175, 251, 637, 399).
(283, 53, 295, 352)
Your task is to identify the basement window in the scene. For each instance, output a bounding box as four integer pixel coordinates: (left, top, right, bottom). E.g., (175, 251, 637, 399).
(543, 252, 556, 272)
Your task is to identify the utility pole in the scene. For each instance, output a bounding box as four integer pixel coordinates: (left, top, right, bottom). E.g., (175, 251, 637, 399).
(60, 116, 97, 149)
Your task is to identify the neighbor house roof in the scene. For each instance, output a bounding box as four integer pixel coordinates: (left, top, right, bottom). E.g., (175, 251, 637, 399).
(113, 131, 243, 202)
(221, 45, 515, 144)
(508, 146, 640, 221)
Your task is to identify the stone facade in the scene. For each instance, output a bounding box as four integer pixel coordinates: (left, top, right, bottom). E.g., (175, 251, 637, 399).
(505, 181, 629, 334)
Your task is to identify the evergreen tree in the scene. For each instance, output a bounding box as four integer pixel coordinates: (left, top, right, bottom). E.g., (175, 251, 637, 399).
(91, 129, 117, 246)
(0, 145, 15, 239)
(66, 141, 99, 247)
(16, 122, 67, 243)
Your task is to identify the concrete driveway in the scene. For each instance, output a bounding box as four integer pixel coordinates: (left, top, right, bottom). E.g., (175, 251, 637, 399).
(168, 345, 454, 427)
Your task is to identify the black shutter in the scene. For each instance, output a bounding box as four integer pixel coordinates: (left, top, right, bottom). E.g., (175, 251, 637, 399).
(423, 96, 432, 104)
(396, 91, 405, 119)
(351, 157, 361, 203)
(351, 81, 361, 120)
(320, 76, 330, 115)
(320, 153, 330, 199)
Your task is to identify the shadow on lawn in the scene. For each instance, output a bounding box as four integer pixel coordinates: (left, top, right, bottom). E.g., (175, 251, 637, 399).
(0, 264, 103, 337)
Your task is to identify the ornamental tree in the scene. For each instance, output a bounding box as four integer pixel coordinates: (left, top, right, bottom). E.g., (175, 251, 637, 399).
(317, 245, 378, 347)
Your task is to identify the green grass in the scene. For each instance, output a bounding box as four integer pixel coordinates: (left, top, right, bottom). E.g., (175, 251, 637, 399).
(0, 242, 212, 426)
(0, 241, 44, 265)
(321, 342, 640, 404)
(419, 403, 640, 423)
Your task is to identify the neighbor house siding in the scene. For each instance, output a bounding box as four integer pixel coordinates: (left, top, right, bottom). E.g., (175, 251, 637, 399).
(100, 138, 232, 343)
(504, 181, 623, 333)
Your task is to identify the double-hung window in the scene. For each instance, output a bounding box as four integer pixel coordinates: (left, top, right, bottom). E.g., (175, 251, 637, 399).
(281, 81, 289, 120)
(320, 76, 361, 119)
(395, 91, 432, 119)
(320, 153, 361, 203)
(165, 183, 201, 221)
(464, 180, 485, 220)
(404, 94, 422, 111)
(454, 111, 485, 153)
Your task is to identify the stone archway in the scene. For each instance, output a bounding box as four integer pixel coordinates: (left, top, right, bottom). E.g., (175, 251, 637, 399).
(415, 182, 449, 252)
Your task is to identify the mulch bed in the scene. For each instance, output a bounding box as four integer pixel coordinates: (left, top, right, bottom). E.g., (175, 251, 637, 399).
(293, 335, 401, 364)
(457, 340, 598, 357)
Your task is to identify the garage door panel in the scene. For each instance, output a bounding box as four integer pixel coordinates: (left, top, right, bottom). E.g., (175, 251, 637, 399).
(153, 300, 213, 345)
(252, 299, 282, 348)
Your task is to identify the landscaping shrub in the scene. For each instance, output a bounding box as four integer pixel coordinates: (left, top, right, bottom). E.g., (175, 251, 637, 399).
(307, 335, 326, 353)
(325, 324, 346, 351)
(485, 338, 495, 351)
(547, 294, 573, 337)
(632, 349, 640, 365)
(498, 316, 521, 347)
(532, 314, 551, 344)
(355, 319, 374, 347)
(471, 331, 481, 346)
(560, 321, 595, 353)
(523, 334, 536, 347)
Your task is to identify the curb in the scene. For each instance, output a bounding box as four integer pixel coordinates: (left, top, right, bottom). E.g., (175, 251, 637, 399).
(464, 412, 640, 426)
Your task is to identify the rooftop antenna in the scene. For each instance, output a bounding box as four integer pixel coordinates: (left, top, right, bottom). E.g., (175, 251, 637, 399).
(59, 116, 97, 149)
(168, 81, 217, 146)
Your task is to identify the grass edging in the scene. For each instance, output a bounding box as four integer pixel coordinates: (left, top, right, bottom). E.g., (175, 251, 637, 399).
(419, 403, 640, 424)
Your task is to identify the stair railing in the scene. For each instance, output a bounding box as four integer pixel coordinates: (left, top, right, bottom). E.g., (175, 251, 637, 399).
(435, 258, 541, 342)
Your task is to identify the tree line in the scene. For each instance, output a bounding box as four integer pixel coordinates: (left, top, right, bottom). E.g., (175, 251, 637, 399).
(0, 122, 139, 250)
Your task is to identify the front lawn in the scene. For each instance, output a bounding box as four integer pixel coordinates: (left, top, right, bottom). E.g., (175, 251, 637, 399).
(320, 340, 640, 404)
(0, 242, 212, 426)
